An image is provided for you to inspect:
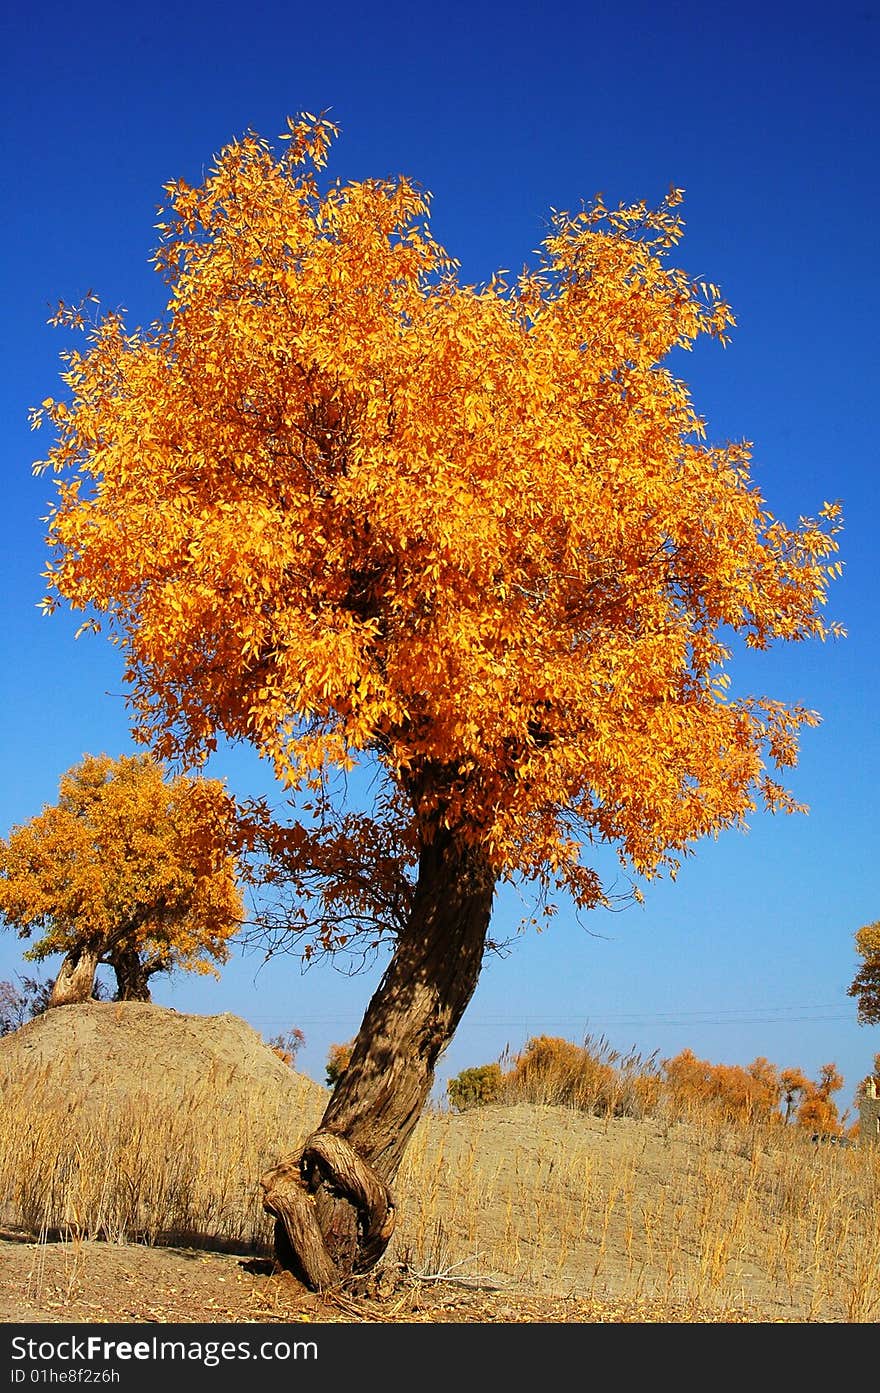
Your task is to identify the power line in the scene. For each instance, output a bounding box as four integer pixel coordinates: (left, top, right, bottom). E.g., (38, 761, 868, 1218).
(243, 1003, 855, 1029)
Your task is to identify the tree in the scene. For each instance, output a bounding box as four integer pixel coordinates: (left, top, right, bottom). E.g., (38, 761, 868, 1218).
(0, 979, 33, 1035)
(662, 1049, 784, 1125)
(0, 754, 244, 1006)
(0, 973, 109, 1034)
(779, 1067, 810, 1125)
(795, 1062, 845, 1136)
(848, 921, 880, 1025)
(267, 1026, 306, 1067)
(31, 115, 843, 1286)
(325, 1040, 355, 1089)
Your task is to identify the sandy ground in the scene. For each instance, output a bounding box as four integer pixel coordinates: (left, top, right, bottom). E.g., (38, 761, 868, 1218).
(0, 1002, 867, 1326)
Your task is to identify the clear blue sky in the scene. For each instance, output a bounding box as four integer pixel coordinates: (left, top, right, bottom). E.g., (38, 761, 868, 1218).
(2, 0, 878, 1117)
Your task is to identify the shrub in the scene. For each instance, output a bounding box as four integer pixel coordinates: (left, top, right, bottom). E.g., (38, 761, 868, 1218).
(0, 974, 108, 1034)
(505, 1033, 660, 1117)
(447, 1034, 661, 1119)
(441, 1034, 847, 1136)
(662, 1049, 784, 1125)
(325, 1039, 354, 1088)
(447, 1063, 504, 1111)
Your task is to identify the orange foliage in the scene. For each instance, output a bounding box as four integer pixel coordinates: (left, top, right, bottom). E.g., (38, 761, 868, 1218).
(779, 1067, 810, 1125)
(239, 787, 416, 959)
(662, 1049, 845, 1132)
(448, 1037, 849, 1135)
(325, 1039, 354, 1088)
(662, 1049, 781, 1124)
(32, 116, 843, 940)
(267, 1026, 306, 1068)
(849, 921, 880, 1025)
(509, 1033, 617, 1104)
(793, 1062, 845, 1136)
(452, 1034, 662, 1117)
(0, 753, 243, 983)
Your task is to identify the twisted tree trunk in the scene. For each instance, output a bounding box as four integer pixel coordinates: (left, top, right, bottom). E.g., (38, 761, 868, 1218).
(261, 822, 496, 1289)
(109, 948, 150, 1001)
(47, 946, 101, 1006)
(109, 947, 168, 1001)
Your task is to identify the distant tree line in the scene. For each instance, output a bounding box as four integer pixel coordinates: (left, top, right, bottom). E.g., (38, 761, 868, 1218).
(440, 1034, 869, 1137)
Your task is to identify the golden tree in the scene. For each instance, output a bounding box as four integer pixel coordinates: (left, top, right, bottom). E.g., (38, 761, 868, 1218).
(780, 1066, 810, 1124)
(848, 922, 880, 1025)
(31, 115, 843, 1285)
(0, 754, 243, 1005)
(795, 1062, 845, 1136)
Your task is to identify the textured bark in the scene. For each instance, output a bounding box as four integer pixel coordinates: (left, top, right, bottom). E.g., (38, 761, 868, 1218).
(48, 946, 101, 1006)
(110, 947, 161, 1001)
(261, 822, 496, 1288)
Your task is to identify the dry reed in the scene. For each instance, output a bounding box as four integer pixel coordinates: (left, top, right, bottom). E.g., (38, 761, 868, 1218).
(1, 1058, 877, 1322)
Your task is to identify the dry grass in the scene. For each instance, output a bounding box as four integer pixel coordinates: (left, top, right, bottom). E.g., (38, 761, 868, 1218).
(2, 1059, 878, 1322)
(0, 1063, 324, 1251)
(394, 1102, 880, 1322)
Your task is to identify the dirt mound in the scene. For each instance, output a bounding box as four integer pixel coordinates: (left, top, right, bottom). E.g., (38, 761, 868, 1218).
(0, 1000, 328, 1118)
(0, 1004, 873, 1324)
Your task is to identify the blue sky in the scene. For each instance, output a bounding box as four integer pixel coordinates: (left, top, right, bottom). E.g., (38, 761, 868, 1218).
(1, 0, 878, 1116)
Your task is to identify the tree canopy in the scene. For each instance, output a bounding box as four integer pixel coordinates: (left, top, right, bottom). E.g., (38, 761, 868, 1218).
(0, 753, 244, 1002)
(33, 115, 843, 934)
(849, 921, 880, 1026)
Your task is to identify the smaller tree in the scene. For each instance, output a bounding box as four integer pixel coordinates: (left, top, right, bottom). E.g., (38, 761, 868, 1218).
(662, 1049, 784, 1125)
(0, 979, 32, 1035)
(795, 1063, 845, 1136)
(779, 1067, 810, 1125)
(325, 1040, 354, 1089)
(267, 1027, 306, 1067)
(0, 973, 111, 1033)
(0, 753, 244, 1006)
(848, 921, 880, 1025)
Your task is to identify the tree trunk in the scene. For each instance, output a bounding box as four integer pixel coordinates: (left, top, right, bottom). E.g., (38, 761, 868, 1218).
(261, 823, 496, 1289)
(110, 947, 154, 1001)
(48, 946, 101, 1006)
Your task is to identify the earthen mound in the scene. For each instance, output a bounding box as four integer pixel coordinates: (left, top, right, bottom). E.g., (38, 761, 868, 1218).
(0, 999, 328, 1118)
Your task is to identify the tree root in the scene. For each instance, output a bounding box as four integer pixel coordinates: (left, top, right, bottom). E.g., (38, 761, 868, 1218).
(261, 1129, 396, 1290)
